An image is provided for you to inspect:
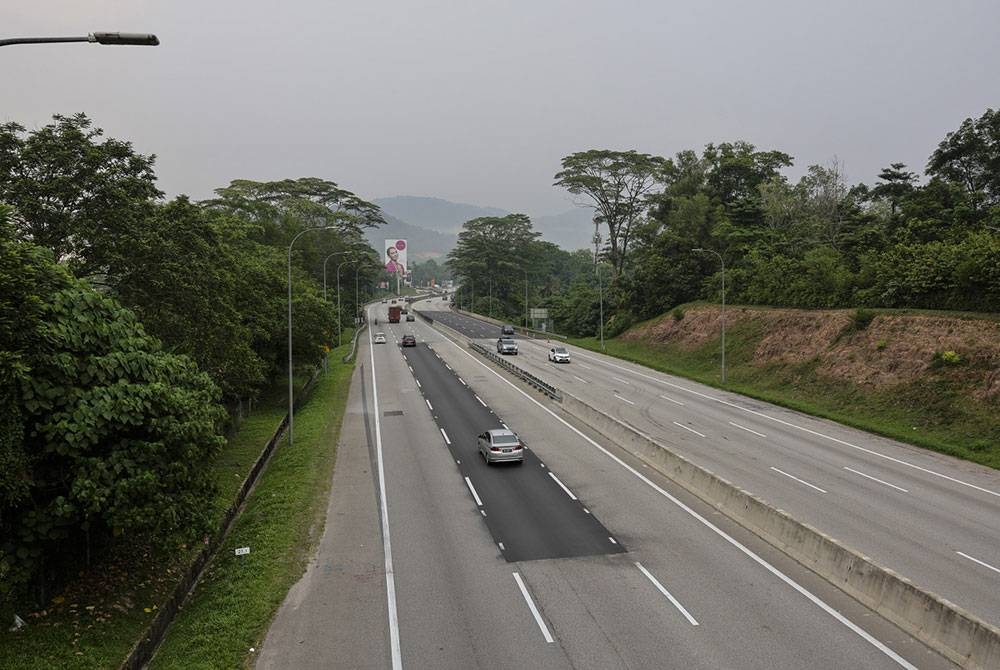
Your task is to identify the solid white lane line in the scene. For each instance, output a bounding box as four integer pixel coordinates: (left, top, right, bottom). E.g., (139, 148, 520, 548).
(956, 551, 1000, 575)
(475, 394, 487, 407)
(440, 428, 451, 445)
(425, 399, 433, 411)
(672, 421, 706, 438)
(512, 572, 554, 644)
(635, 562, 700, 626)
(548, 472, 578, 500)
(771, 467, 828, 494)
(729, 421, 766, 438)
(574, 351, 999, 499)
(659, 394, 685, 406)
(366, 310, 403, 670)
(612, 376, 631, 385)
(573, 375, 590, 384)
(615, 393, 636, 405)
(465, 476, 483, 506)
(844, 467, 908, 493)
(442, 332, 917, 669)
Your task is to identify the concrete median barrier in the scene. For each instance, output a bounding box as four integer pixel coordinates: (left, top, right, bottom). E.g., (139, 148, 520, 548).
(559, 391, 1000, 670)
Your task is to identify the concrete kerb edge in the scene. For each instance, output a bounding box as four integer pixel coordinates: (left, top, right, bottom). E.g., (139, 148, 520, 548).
(557, 391, 1000, 670)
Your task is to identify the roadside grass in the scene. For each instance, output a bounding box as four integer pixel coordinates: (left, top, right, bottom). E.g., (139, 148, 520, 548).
(568, 320, 1000, 470)
(0, 342, 354, 670)
(147, 353, 355, 669)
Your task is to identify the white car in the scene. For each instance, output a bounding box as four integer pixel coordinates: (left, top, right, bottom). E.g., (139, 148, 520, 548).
(548, 346, 570, 363)
(373, 332, 386, 344)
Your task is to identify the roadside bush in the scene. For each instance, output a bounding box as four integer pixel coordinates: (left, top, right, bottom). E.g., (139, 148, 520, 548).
(1, 230, 226, 607)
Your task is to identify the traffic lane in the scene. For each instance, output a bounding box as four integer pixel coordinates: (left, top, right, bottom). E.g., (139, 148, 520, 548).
(371, 323, 572, 669)
(427, 333, 955, 669)
(509, 346, 1000, 624)
(423, 310, 508, 340)
(402, 342, 624, 562)
(567, 345, 1000, 500)
(516, 347, 1000, 624)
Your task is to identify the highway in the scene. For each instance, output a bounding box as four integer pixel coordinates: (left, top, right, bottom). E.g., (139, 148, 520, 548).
(424, 305, 1000, 632)
(257, 296, 962, 669)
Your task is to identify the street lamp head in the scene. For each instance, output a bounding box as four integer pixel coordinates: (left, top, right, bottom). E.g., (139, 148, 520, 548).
(90, 32, 159, 46)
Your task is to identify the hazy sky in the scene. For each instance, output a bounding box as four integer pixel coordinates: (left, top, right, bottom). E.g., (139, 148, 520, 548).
(4, 1, 998, 217)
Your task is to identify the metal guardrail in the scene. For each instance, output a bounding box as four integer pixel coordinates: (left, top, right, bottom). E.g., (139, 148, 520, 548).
(469, 341, 562, 400)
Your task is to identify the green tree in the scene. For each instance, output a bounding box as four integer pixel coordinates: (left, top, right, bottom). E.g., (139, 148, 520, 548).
(927, 108, 1000, 211)
(0, 113, 161, 280)
(554, 150, 671, 278)
(1, 226, 225, 603)
(870, 162, 918, 217)
(447, 214, 541, 318)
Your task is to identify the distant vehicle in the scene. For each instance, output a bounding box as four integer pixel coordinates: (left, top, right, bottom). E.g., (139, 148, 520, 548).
(501, 324, 515, 336)
(401, 334, 416, 347)
(388, 305, 401, 323)
(406, 314, 415, 322)
(381, 299, 387, 304)
(497, 337, 518, 355)
(373, 332, 386, 344)
(548, 346, 570, 363)
(391, 299, 396, 304)
(477, 428, 524, 465)
(401, 307, 408, 314)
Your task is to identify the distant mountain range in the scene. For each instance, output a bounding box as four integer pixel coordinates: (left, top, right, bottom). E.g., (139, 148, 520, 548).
(367, 196, 595, 261)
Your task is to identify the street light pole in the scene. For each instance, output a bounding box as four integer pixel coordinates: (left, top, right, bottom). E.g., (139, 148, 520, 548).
(597, 264, 605, 351)
(323, 251, 352, 302)
(288, 226, 337, 447)
(692, 248, 726, 384)
(0, 32, 160, 47)
(523, 269, 529, 330)
(337, 260, 352, 348)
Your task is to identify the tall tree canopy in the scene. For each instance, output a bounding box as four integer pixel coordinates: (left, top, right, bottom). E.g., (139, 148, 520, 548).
(554, 150, 670, 278)
(0, 113, 162, 279)
(927, 107, 1000, 211)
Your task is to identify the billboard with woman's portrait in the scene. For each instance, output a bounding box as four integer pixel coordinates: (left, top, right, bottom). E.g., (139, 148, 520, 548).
(384, 239, 407, 274)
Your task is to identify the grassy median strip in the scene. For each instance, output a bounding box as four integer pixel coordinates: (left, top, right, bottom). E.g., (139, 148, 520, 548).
(147, 354, 355, 669)
(568, 325, 1000, 470)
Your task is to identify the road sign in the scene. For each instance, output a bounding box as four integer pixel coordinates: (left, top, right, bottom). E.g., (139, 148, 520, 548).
(235, 546, 250, 556)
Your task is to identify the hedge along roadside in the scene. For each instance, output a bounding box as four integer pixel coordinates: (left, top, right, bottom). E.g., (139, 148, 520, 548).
(119, 345, 354, 670)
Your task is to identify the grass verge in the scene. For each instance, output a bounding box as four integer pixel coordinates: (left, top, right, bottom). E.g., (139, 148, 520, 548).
(147, 354, 355, 668)
(568, 322, 1000, 470)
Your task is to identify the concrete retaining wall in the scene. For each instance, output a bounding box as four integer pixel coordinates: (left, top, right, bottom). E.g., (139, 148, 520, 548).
(559, 391, 1000, 670)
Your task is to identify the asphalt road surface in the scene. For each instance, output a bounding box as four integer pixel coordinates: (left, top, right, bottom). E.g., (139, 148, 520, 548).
(256, 297, 960, 669)
(425, 306, 1000, 630)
